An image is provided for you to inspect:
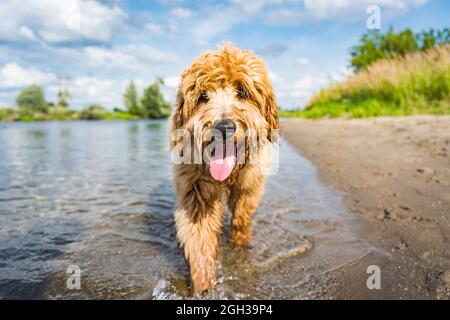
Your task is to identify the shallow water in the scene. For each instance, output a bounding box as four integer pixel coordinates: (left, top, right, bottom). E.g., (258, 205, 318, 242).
(0, 120, 380, 299)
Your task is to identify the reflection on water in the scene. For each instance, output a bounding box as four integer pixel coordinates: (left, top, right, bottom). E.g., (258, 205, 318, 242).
(0, 120, 376, 299)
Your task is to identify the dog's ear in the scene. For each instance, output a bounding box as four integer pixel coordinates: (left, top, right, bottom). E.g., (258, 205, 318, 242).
(265, 88, 279, 142)
(170, 87, 185, 148)
(171, 87, 184, 130)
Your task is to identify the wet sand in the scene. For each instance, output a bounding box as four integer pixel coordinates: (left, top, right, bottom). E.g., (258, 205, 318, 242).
(282, 116, 450, 299)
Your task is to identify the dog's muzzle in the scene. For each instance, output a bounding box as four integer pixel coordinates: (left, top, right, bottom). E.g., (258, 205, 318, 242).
(213, 119, 236, 139)
(209, 119, 237, 182)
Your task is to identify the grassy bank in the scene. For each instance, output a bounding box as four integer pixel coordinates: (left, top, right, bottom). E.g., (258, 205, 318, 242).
(0, 106, 140, 122)
(282, 45, 450, 119)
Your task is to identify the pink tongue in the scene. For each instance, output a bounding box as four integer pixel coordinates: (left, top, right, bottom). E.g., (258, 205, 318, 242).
(209, 144, 236, 181)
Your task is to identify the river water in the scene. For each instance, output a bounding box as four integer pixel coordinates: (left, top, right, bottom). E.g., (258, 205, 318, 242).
(0, 120, 380, 299)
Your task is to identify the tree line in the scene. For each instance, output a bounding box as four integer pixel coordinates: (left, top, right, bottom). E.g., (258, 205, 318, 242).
(350, 27, 449, 71)
(4, 77, 171, 121)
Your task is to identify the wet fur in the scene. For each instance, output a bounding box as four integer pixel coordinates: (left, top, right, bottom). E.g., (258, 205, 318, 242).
(169, 44, 279, 294)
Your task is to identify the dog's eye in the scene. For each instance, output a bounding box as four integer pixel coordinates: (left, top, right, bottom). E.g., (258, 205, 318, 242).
(237, 85, 249, 100)
(198, 92, 209, 104)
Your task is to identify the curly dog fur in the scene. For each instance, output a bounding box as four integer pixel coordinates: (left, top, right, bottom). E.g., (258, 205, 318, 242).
(169, 44, 279, 294)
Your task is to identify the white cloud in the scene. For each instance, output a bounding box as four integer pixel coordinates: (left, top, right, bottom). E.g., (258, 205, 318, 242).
(189, 0, 282, 43)
(83, 45, 180, 70)
(18, 26, 38, 42)
(0, 53, 180, 108)
(52, 76, 124, 108)
(296, 57, 311, 65)
(230, 0, 282, 13)
(0, 0, 125, 43)
(268, 71, 286, 85)
(145, 22, 177, 36)
(291, 74, 329, 94)
(84, 47, 137, 70)
(303, 0, 425, 18)
(0, 61, 177, 109)
(157, 0, 185, 5)
(170, 7, 192, 18)
(0, 63, 57, 88)
(266, 0, 428, 25)
(163, 76, 180, 88)
(46, 76, 177, 109)
(191, 6, 248, 44)
(145, 23, 164, 35)
(271, 66, 353, 109)
(329, 67, 352, 83)
(271, 73, 332, 108)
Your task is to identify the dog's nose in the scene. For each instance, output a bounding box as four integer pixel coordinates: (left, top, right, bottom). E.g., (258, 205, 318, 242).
(214, 119, 236, 139)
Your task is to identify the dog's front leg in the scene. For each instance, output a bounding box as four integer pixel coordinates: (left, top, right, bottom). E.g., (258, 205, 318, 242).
(174, 193, 223, 295)
(228, 172, 265, 247)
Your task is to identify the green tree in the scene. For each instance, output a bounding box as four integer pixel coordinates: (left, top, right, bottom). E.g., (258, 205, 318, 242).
(417, 28, 450, 51)
(16, 85, 48, 113)
(123, 81, 141, 116)
(57, 88, 71, 108)
(140, 77, 171, 119)
(350, 27, 450, 72)
(350, 31, 387, 72)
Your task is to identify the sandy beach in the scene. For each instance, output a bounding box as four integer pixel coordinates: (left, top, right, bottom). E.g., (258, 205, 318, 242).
(282, 116, 450, 299)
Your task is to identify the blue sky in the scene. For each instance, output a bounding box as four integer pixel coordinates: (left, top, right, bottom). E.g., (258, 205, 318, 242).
(0, 0, 448, 110)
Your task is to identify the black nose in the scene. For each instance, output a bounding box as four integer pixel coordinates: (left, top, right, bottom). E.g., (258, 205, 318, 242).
(214, 119, 236, 139)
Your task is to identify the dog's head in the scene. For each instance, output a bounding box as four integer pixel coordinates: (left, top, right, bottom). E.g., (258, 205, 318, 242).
(170, 44, 279, 182)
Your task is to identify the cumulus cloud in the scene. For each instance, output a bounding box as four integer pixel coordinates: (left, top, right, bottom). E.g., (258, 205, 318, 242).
(296, 57, 311, 65)
(0, 0, 125, 44)
(0, 61, 177, 109)
(191, 6, 249, 44)
(293, 74, 329, 92)
(265, 0, 428, 25)
(18, 26, 38, 42)
(0, 63, 57, 88)
(187, 0, 427, 44)
(163, 76, 180, 88)
(157, 0, 186, 5)
(230, 0, 283, 14)
(271, 67, 353, 108)
(188, 0, 277, 43)
(270, 73, 332, 108)
(50, 76, 124, 108)
(145, 22, 177, 36)
(268, 71, 286, 85)
(47, 75, 176, 109)
(304, 0, 427, 17)
(83, 45, 180, 70)
(170, 7, 192, 18)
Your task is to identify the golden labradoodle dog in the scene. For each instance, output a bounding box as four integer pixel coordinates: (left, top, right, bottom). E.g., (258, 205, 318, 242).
(169, 44, 279, 294)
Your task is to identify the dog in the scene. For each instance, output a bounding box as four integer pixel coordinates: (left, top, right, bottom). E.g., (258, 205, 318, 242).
(169, 43, 279, 294)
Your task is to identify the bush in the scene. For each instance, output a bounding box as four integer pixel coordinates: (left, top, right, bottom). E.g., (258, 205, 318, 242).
(104, 111, 138, 121)
(16, 85, 48, 113)
(78, 105, 109, 120)
(350, 27, 449, 72)
(0, 108, 21, 121)
(285, 45, 450, 119)
(48, 106, 75, 121)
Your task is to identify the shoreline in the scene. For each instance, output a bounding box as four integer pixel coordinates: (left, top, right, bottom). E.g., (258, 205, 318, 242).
(281, 116, 450, 299)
